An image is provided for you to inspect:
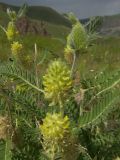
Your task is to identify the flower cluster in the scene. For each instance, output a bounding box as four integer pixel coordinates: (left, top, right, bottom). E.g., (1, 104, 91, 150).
(40, 113, 70, 141)
(6, 22, 18, 41)
(4, 10, 23, 58)
(43, 60, 72, 105)
(40, 113, 70, 159)
(11, 41, 23, 56)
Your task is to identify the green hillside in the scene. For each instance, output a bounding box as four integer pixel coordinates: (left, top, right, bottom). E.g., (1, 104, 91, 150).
(26, 6, 71, 27)
(1, 2, 120, 36)
(0, 2, 71, 27)
(100, 14, 120, 36)
(0, 3, 70, 40)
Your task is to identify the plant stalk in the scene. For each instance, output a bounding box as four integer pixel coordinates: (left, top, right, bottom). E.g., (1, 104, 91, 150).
(70, 52, 76, 77)
(58, 95, 64, 117)
(34, 43, 39, 88)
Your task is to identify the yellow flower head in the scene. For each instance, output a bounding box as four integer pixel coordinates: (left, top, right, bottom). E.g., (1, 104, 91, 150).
(11, 41, 23, 55)
(43, 60, 72, 105)
(67, 22, 87, 52)
(6, 21, 18, 41)
(40, 113, 70, 141)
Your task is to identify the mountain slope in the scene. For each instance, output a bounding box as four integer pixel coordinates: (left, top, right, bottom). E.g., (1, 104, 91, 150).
(99, 14, 120, 36)
(1, 2, 120, 36)
(0, 2, 71, 27)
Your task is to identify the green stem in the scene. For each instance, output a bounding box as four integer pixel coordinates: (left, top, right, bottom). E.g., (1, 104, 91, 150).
(34, 43, 39, 88)
(96, 78, 120, 96)
(34, 43, 41, 107)
(70, 52, 76, 77)
(84, 78, 120, 109)
(58, 95, 64, 116)
(51, 144, 55, 160)
(0, 25, 6, 33)
(15, 74, 44, 93)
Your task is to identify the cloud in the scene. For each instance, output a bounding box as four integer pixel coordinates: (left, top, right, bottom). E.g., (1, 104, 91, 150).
(0, 0, 120, 18)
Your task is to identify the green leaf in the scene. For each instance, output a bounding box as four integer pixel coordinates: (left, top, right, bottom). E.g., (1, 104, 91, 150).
(0, 140, 12, 160)
(0, 63, 44, 93)
(17, 3, 28, 18)
(85, 16, 103, 33)
(79, 71, 120, 128)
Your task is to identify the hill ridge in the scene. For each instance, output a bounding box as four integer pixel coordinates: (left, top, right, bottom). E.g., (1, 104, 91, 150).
(0, 2, 71, 27)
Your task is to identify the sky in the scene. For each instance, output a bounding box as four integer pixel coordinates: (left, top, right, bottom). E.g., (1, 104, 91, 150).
(0, 0, 120, 18)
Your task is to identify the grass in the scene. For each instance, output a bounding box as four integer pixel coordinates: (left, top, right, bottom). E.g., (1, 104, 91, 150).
(32, 19, 70, 39)
(0, 29, 65, 70)
(0, 8, 71, 40)
(0, 6, 119, 75)
(0, 10, 9, 26)
(77, 37, 120, 75)
(46, 22, 70, 39)
(0, 26, 120, 75)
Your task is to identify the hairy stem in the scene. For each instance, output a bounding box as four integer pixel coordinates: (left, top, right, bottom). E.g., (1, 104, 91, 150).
(34, 43, 40, 104)
(70, 52, 76, 77)
(58, 95, 64, 116)
(15, 74, 44, 93)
